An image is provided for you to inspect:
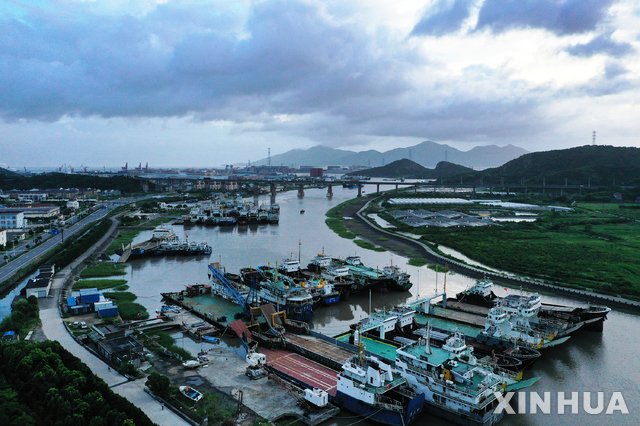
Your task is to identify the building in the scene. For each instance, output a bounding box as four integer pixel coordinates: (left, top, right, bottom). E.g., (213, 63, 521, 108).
(25, 278, 52, 298)
(18, 193, 48, 202)
(0, 229, 6, 246)
(310, 167, 324, 178)
(0, 210, 25, 229)
(24, 265, 55, 298)
(66, 200, 80, 210)
(97, 336, 145, 367)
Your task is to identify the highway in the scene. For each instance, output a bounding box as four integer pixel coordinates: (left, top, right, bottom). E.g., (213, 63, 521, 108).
(0, 197, 141, 288)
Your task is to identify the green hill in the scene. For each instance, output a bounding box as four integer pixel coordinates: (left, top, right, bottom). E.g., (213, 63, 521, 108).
(346, 159, 473, 179)
(450, 145, 640, 187)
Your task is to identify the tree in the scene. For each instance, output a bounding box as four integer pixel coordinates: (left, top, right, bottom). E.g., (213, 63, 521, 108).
(146, 372, 171, 398)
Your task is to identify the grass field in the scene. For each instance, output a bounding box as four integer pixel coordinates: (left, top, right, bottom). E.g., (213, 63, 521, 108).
(107, 230, 141, 254)
(80, 263, 127, 278)
(354, 239, 387, 252)
(118, 302, 149, 320)
(102, 291, 137, 303)
(414, 206, 640, 298)
(73, 279, 128, 290)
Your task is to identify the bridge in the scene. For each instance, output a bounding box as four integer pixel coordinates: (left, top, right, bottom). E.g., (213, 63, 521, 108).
(139, 174, 605, 199)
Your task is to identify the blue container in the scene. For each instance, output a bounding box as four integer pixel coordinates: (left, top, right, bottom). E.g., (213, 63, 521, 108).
(98, 307, 119, 318)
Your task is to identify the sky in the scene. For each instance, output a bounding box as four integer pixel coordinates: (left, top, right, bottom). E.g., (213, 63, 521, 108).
(1, 0, 639, 169)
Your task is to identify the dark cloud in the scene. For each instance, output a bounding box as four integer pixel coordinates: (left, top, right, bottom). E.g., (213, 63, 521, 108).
(565, 31, 634, 58)
(0, 1, 411, 123)
(476, 0, 616, 35)
(411, 0, 475, 37)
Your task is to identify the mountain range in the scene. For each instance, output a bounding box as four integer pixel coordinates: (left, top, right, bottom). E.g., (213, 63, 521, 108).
(252, 141, 528, 170)
(344, 159, 474, 179)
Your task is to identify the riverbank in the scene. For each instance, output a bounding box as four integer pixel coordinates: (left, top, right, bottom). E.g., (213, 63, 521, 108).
(331, 195, 640, 313)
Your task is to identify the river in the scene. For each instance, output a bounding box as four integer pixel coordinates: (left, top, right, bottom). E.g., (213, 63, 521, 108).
(3, 184, 638, 424)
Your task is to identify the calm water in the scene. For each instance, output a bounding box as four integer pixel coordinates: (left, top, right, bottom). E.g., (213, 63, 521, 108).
(3, 184, 638, 424)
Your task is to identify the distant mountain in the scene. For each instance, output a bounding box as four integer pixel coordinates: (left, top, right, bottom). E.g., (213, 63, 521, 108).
(253, 141, 528, 170)
(346, 159, 474, 179)
(452, 145, 640, 186)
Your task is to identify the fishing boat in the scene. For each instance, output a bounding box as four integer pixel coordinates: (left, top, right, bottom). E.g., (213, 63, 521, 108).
(179, 386, 203, 402)
(241, 266, 314, 322)
(152, 225, 176, 241)
(395, 331, 538, 426)
(456, 279, 610, 331)
(334, 331, 424, 426)
(202, 336, 220, 344)
(380, 263, 413, 291)
(182, 360, 203, 369)
(333, 256, 392, 294)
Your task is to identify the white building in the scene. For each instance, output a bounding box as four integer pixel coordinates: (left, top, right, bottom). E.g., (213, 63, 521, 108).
(0, 211, 25, 229)
(66, 200, 80, 210)
(0, 229, 6, 246)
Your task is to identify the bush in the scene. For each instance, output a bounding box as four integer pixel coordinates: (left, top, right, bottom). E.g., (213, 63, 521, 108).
(146, 372, 172, 398)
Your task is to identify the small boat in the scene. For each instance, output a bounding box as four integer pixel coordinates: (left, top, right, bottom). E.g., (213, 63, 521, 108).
(179, 386, 203, 402)
(182, 360, 202, 369)
(300, 209, 305, 214)
(159, 349, 174, 358)
(202, 336, 220, 344)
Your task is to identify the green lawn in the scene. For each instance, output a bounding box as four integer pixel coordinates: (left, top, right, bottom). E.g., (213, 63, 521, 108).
(107, 229, 142, 254)
(73, 279, 128, 290)
(80, 263, 127, 278)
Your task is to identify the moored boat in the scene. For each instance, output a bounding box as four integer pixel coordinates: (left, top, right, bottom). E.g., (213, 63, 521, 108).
(334, 332, 424, 426)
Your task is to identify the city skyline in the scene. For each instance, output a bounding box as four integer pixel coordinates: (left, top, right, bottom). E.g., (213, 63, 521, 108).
(1, 0, 639, 168)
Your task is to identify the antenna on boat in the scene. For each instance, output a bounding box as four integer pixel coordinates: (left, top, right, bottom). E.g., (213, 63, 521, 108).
(298, 240, 301, 262)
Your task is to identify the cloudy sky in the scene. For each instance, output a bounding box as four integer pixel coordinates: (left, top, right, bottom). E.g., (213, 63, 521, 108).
(1, 0, 639, 169)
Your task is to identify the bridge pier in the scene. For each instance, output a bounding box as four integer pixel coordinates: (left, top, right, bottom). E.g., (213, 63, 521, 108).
(298, 183, 304, 198)
(376, 183, 380, 194)
(395, 184, 398, 195)
(357, 183, 362, 197)
(414, 185, 417, 194)
(269, 183, 277, 205)
(327, 184, 333, 198)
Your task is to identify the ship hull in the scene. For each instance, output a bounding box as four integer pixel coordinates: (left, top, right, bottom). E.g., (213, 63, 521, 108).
(334, 390, 424, 426)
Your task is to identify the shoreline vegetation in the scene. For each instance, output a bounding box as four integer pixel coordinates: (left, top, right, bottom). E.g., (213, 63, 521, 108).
(327, 193, 640, 302)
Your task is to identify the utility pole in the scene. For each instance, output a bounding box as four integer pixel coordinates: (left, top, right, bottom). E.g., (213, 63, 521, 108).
(592, 131, 596, 145)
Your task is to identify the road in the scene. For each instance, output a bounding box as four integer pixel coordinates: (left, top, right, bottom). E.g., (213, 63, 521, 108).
(30, 196, 191, 426)
(39, 269, 189, 426)
(0, 197, 143, 286)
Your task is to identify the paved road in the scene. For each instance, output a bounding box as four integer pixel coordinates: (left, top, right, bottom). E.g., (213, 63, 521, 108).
(0, 197, 147, 286)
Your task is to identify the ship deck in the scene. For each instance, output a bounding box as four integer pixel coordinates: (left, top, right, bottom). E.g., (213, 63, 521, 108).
(163, 292, 243, 329)
(428, 306, 486, 328)
(335, 332, 399, 361)
(445, 300, 491, 316)
(261, 347, 339, 397)
(414, 312, 483, 338)
(284, 333, 354, 365)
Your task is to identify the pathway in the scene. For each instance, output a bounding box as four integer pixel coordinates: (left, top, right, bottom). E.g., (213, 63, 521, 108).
(38, 215, 190, 426)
